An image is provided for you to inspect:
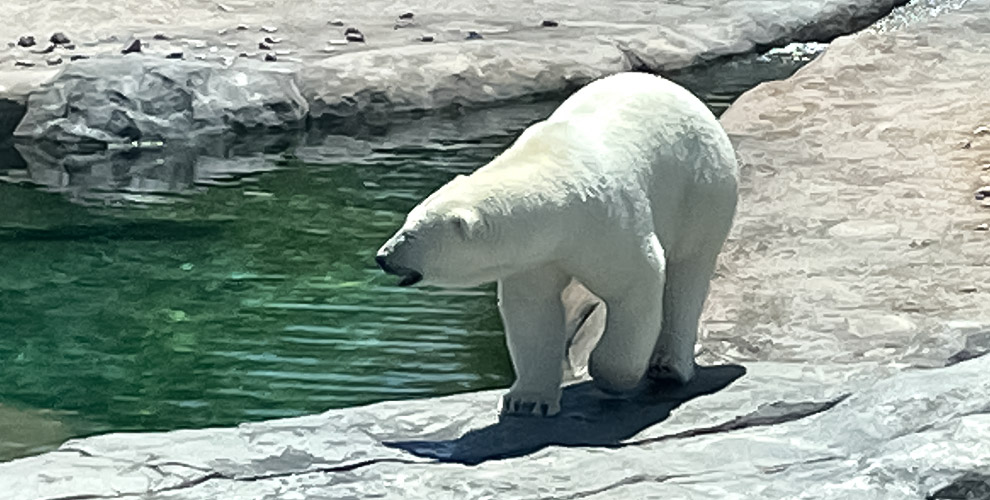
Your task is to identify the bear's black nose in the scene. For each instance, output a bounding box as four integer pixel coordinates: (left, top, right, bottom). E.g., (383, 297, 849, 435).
(375, 254, 394, 274)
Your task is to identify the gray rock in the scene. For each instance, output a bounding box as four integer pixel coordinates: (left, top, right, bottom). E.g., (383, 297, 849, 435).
(4, 5, 990, 498)
(707, 0, 990, 369)
(13, 56, 308, 144)
(1, 355, 988, 499)
(0, 0, 923, 144)
(49, 32, 70, 45)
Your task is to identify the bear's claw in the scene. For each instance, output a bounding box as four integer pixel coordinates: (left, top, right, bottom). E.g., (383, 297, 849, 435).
(500, 390, 561, 417)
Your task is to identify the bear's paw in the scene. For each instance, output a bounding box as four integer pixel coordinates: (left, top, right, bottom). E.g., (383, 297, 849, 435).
(500, 388, 561, 417)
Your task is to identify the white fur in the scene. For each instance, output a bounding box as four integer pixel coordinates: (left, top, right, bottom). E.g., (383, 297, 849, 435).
(377, 72, 738, 417)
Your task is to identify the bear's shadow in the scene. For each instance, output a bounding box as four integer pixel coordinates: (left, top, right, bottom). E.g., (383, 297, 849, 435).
(383, 364, 746, 465)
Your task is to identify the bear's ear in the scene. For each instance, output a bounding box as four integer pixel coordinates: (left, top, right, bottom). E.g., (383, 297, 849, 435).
(450, 207, 483, 240)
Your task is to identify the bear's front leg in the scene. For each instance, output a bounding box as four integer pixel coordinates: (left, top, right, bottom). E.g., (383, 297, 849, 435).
(497, 265, 571, 417)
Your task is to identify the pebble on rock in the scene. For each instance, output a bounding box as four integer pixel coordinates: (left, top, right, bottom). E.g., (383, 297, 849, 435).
(165, 51, 184, 59)
(264, 36, 281, 44)
(329, 19, 345, 26)
(63, 43, 75, 50)
(976, 223, 990, 231)
(465, 31, 483, 40)
(17, 35, 36, 47)
(261, 25, 278, 33)
(69, 54, 89, 61)
(50, 32, 71, 45)
(46, 57, 62, 66)
(264, 53, 277, 62)
(14, 60, 35, 67)
(121, 39, 142, 54)
(420, 34, 435, 42)
(399, 12, 414, 20)
(236, 24, 249, 31)
(975, 126, 990, 136)
(541, 19, 559, 27)
(976, 186, 990, 201)
(258, 42, 272, 50)
(345, 28, 365, 43)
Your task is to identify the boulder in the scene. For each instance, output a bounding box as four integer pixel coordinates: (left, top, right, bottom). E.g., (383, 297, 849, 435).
(13, 56, 307, 144)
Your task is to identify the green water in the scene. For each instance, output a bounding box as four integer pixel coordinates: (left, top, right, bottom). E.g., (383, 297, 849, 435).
(0, 56, 809, 460)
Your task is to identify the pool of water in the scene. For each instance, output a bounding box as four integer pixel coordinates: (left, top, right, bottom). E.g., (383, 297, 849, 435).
(0, 54, 810, 460)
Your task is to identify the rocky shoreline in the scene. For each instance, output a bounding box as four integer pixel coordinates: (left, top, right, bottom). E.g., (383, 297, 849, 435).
(3, 1, 990, 498)
(0, 0, 912, 146)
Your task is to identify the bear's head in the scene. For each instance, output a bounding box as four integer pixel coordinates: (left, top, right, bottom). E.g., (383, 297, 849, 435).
(375, 175, 544, 288)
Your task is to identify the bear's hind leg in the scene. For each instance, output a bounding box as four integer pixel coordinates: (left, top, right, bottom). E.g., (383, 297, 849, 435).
(649, 253, 719, 385)
(498, 265, 571, 417)
(588, 233, 666, 394)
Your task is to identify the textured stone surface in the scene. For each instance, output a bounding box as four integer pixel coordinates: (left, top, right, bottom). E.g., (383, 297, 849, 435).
(1, 355, 987, 500)
(14, 56, 307, 144)
(0, 0, 911, 144)
(3, 1, 990, 498)
(701, 0, 990, 369)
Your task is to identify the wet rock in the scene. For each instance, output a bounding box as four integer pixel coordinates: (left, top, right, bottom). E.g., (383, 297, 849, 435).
(13, 57, 308, 144)
(465, 30, 483, 40)
(121, 39, 142, 54)
(16, 36, 35, 48)
(541, 19, 559, 27)
(49, 32, 70, 45)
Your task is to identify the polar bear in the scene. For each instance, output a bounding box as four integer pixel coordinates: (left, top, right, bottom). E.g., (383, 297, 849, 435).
(375, 72, 738, 417)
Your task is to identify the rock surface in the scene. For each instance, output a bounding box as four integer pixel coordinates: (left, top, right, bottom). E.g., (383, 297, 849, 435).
(3, 2, 990, 498)
(14, 56, 307, 144)
(702, 0, 990, 369)
(0, 0, 912, 145)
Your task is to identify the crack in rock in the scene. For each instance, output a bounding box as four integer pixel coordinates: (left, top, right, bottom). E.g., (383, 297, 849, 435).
(47, 457, 427, 500)
(551, 472, 698, 500)
(613, 394, 850, 449)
